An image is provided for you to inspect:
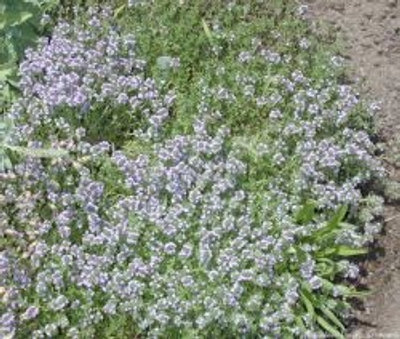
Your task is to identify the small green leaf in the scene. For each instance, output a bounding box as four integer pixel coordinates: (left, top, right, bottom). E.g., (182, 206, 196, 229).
(313, 205, 348, 238)
(335, 246, 368, 257)
(316, 247, 335, 257)
(6, 79, 20, 92)
(6, 145, 69, 158)
(0, 62, 16, 81)
(114, 4, 126, 18)
(3, 154, 13, 170)
(0, 122, 7, 133)
(318, 229, 341, 243)
(316, 260, 335, 278)
(317, 257, 335, 267)
(201, 19, 212, 41)
(299, 290, 315, 320)
(296, 200, 316, 225)
(3, 11, 33, 28)
(16, 11, 33, 25)
(320, 278, 335, 293)
(0, 119, 13, 142)
(329, 205, 348, 225)
(0, 19, 7, 30)
(23, 0, 37, 4)
(319, 306, 345, 331)
(0, 154, 5, 172)
(316, 316, 345, 339)
(317, 245, 368, 258)
(337, 285, 372, 298)
(349, 290, 372, 298)
(295, 315, 306, 331)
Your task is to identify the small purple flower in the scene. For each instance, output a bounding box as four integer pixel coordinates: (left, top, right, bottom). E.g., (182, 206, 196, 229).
(1, 312, 15, 327)
(21, 306, 40, 320)
(164, 242, 177, 255)
(309, 276, 323, 290)
(179, 244, 193, 259)
(49, 295, 69, 311)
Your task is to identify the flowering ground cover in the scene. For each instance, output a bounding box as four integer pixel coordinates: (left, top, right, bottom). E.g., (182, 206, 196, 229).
(0, 1, 385, 338)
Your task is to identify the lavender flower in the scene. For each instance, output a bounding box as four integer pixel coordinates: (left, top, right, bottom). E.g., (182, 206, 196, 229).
(0, 2, 384, 338)
(21, 306, 40, 321)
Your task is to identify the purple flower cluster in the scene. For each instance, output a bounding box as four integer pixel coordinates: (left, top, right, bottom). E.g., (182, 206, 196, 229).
(0, 119, 308, 337)
(13, 5, 176, 145)
(197, 39, 384, 212)
(0, 3, 385, 338)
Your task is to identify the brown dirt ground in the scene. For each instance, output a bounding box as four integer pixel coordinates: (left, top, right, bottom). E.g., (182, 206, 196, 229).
(303, 0, 400, 337)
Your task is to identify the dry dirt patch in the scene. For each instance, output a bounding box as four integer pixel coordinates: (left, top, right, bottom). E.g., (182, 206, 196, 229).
(304, 0, 400, 337)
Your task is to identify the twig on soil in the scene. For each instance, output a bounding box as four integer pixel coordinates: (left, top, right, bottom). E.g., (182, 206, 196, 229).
(384, 214, 400, 223)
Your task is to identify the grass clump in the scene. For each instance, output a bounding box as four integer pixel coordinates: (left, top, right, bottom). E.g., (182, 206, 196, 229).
(0, 1, 384, 338)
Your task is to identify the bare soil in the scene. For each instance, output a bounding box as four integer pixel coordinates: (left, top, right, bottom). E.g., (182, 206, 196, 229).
(303, 0, 400, 337)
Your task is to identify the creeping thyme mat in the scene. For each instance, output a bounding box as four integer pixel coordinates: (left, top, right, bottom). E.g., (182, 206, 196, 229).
(0, 2, 385, 338)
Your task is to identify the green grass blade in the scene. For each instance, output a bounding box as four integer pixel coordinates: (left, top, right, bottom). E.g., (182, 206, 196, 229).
(318, 245, 368, 258)
(114, 5, 126, 18)
(335, 246, 368, 257)
(295, 315, 306, 332)
(7, 145, 69, 158)
(201, 19, 212, 41)
(316, 316, 345, 339)
(299, 290, 315, 320)
(296, 200, 316, 225)
(313, 205, 348, 238)
(319, 306, 345, 331)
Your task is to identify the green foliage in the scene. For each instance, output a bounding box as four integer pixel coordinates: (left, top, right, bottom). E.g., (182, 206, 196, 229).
(0, 118, 68, 172)
(1, 0, 382, 338)
(0, 118, 14, 171)
(0, 0, 59, 107)
(292, 205, 370, 337)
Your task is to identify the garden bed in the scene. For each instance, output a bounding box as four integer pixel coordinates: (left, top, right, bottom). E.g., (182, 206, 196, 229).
(0, 1, 387, 338)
